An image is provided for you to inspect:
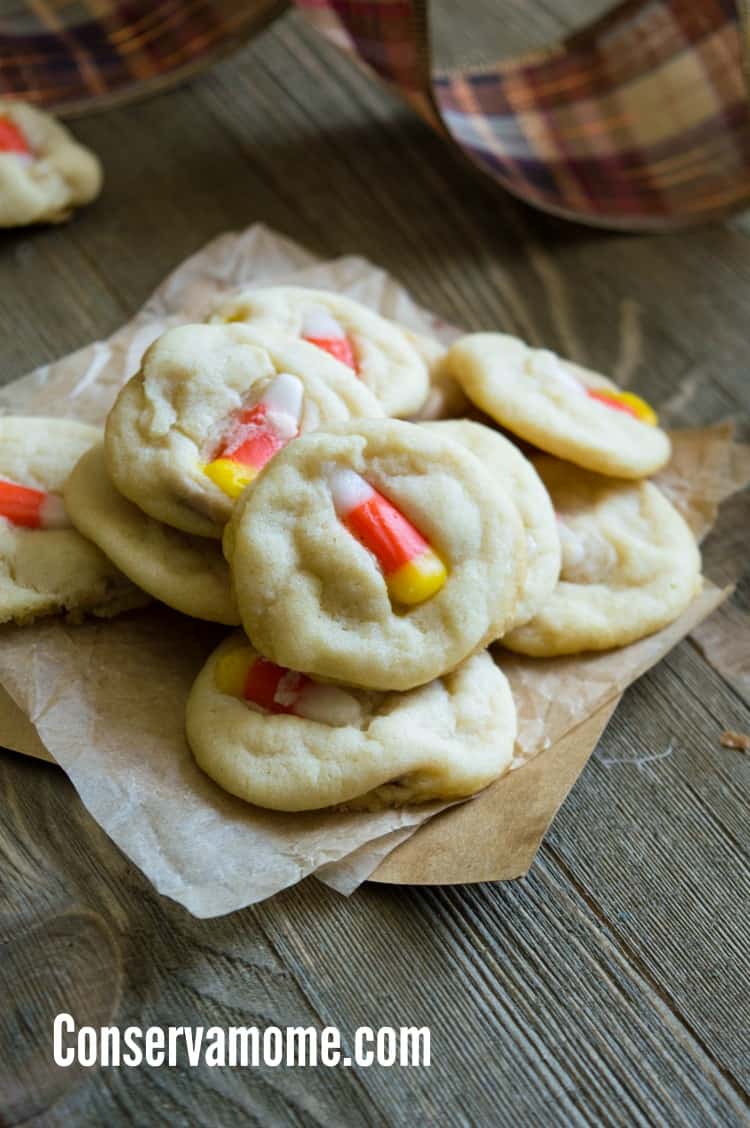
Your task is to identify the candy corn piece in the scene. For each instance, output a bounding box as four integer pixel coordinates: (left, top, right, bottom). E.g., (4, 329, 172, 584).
(0, 478, 69, 529)
(214, 645, 359, 723)
(328, 467, 447, 606)
(0, 117, 32, 159)
(215, 647, 302, 712)
(215, 646, 311, 714)
(301, 308, 358, 372)
(203, 372, 303, 498)
(586, 388, 657, 426)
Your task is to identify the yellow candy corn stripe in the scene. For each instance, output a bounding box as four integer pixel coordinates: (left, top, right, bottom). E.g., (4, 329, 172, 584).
(215, 645, 256, 697)
(202, 458, 258, 500)
(386, 549, 448, 606)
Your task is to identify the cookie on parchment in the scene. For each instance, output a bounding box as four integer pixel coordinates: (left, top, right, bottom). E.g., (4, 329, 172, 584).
(224, 419, 527, 691)
(0, 418, 147, 626)
(422, 419, 561, 629)
(186, 635, 516, 811)
(444, 333, 671, 479)
(106, 322, 384, 539)
(501, 457, 701, 656)
(208, 286, 431, 417)
(65, 445, 239, 625)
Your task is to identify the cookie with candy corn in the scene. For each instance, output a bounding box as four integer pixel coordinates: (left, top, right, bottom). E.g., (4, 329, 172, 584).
(501, 457, 701, 657)
(186, 635, 516, 811)
(208, 286, 431, 417)
(105, 322, 384, 540)
(443, 333, 671, 479)
(422, 420, 561, 628)
(0, 101, 101, 227)
(0, 418, 147, 625)
(65, 446, 239, 625)
(224, 419, 527, 691)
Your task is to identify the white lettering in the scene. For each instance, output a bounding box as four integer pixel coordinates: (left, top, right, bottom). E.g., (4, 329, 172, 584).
(52, 1013, 75, 1067)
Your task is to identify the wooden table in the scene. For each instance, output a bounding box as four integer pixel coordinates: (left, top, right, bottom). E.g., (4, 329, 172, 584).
(1, 6, 748, 1124)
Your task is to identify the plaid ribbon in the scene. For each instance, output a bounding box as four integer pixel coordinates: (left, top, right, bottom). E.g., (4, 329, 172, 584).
(296, 0, 750, 228)
(1, 1, 749, 227)
(0, 0, 287, 115)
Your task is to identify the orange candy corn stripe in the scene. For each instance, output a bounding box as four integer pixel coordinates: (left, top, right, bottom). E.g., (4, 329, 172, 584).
(301, 308, 359, 373)
(586, 388, 657, 425)
(203, 372, 303, 499)
(0, 118, 31, 157)
(215, 646, 311, 713)
(0, 479, 69, 529)
(244, 657, 310, 715)
(328, 467, 447, 605)
(214, 647, 363, 726)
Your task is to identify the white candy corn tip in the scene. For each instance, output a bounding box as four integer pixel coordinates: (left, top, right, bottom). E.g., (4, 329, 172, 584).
(326, 465, 373, 517)
(294, 682, 363, 727)
(223, 373, 303, 456)
(39, 493, 70, 530)
(262, 373, 304, 441)
(273, 669, 307, 708)
(263, 372, 304, 419)
(302, 307, 346, 340)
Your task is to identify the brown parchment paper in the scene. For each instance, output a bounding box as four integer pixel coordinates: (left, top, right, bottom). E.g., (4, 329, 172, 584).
(0, 224, 746, 914)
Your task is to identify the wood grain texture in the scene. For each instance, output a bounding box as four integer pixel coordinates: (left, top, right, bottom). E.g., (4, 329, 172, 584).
(0, 5, 748, 1125)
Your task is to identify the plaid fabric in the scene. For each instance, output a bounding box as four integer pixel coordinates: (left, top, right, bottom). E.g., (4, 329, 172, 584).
(1, 1, 749, 227)
(0, 0, 286, 114)
(297, 0, 750, 228)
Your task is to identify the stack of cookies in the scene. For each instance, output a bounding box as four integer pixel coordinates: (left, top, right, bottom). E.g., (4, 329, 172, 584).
(0, 288, 701, 813)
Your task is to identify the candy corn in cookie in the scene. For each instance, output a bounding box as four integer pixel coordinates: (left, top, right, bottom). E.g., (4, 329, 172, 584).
(0, 100, 101, 227)
(0, 418, 147, 625)
(208, 286, 432, 417)
(500, 457, 702, 657)
(105, 322, 384, 539)
(65, 447, 239, 625)
(186, 635, 516, 811)
(223, 419, 527, 691)
(442, 333, 671, 479)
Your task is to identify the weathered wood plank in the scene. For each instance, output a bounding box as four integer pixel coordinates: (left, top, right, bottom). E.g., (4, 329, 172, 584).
(0, 5, 748, 1126)
(2, 748, 748, 1127)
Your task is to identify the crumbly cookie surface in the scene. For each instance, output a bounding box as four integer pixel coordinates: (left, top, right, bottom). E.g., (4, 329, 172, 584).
(0, 418, 146, 625)
(501, 457, 702, 656)
(65, 446, 239, 625)
(225, 419, 526, 691)
(0, 101, 101, 227)
(186, 635, 516, 811)
(423, 420, 560, 628)
(105, 323, 384, 539)
(444, 333, 671, 479)
(208, 286, 430, 417)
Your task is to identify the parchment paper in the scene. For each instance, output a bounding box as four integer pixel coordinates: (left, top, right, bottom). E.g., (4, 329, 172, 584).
(0, 224, 746, 914)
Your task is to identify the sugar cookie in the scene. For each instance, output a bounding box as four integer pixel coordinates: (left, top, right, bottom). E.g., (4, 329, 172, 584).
(422, 420, 560, 627)
(501, 457, 701, 656)
(0, 418, 146, 625)
(106, 322, 384, 539)
(65, 446, 239, 625)
(444, 333, 671, 478)
(208, 286, 430, 416)
(186, 635, 516, 811)
(0, 101, 101, 227)
(224, 419, 526, 690)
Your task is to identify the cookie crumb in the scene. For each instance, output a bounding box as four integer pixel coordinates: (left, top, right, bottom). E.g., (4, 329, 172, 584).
(720, 730, 750, 752)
